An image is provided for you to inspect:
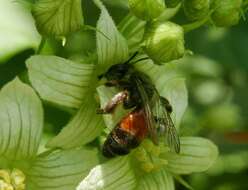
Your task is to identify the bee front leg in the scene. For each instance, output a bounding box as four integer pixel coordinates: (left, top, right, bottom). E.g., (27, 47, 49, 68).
(97, 90, 129, 114)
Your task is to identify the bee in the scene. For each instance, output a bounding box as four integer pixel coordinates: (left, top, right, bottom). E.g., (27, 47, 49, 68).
(97, 53, 180, 157)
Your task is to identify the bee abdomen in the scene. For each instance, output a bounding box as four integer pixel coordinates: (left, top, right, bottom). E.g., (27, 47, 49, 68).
(102, 127, 139, 158)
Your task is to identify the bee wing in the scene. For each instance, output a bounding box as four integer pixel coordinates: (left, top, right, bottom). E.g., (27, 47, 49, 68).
(134, 76, 159, 145)
(153, 90, 181, 153)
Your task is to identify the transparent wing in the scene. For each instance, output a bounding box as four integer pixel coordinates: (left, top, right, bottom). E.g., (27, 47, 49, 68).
(133, 75, 159, 145)
(153, 89, 181, 153)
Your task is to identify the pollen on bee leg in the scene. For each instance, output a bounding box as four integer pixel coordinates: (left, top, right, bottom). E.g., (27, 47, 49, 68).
(0, 168, 26, 190)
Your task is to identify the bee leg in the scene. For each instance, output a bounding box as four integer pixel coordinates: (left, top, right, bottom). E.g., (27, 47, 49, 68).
(97, 90, 129, 114)
(154, 116, 167, 134)
(160, 96, 173, 113)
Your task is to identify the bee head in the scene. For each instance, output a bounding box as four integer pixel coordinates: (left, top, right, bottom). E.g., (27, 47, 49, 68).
(98, 63, 131, 81)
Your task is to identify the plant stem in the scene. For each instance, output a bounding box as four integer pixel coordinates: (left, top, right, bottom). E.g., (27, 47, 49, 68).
(36, 37, 46, 54)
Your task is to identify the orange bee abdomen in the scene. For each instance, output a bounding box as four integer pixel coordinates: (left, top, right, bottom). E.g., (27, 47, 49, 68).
(102, 109, 148, 157)
(120, 109, 148, 141)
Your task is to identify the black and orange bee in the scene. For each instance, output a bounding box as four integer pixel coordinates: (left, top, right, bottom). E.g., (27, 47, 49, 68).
(97, 53, 180, 157)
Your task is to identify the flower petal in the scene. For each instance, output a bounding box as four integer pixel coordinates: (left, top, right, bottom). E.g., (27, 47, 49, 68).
(26, 148, 99, 190)
(0, 78, 43, 160)
(26, 55, 95, 108)
(46, 95, 104, 149)
(164, 137, 219, 174)
(32, 0, 83, 36)
(94, 0, 129, 66)
(118, 13, 145, 51)
(0, 0, 40, 62)
(77, 156, 137, 190)
(138, 169, 175, 190)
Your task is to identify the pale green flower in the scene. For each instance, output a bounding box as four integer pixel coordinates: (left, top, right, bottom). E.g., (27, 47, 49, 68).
(0, 78, 99, 190)
(25, 0, 219, 189)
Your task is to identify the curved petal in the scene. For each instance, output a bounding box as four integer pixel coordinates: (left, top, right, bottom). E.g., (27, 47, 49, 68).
(118, 13, 145, 51)
(26, 148, 99, 190)
(46, 95, 104, 149)
(164, 137, 219, 174)
(26, 55, 95, 108)
(138, 169, 175, 190)
(77, 156, 137, 190)
(0, 78, 43, 160)
(94, 0, 129, 66)
(0, 0, 40, 62)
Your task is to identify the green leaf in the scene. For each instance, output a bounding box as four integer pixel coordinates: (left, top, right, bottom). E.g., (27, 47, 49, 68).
(77, 156, 137, 190)
(0, 78, 43, 160)
(32, 0, 83, 36)
(46, 95, 104, 149)
(0, 0, 40, 62)
(118, 13, 146, 51)
(164, 137, 219, 174)
(26, 148, 99, 190)
(94, 0, 129, 66)
(137, 169, 175, 190)
(26, 55, 95, 108)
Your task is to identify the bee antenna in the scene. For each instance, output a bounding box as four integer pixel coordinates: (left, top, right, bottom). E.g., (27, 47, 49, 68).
(124, 51, 139, 64)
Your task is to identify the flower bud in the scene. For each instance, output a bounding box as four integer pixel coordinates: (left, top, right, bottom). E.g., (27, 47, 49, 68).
(128, 0, 166, 20)
(211, 0, 243, 27)
(184, 0, 210, 21)
(143, 21, 185, 63)
(165, 0, 181, 8)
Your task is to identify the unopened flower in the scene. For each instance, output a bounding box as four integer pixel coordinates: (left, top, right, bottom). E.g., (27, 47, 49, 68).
(183, 0, 210, 21)
(211, 0, 243, 27)
(128, 0, 166, 20)
(32, 0, 83, 36)
(143, 21, 185, 63)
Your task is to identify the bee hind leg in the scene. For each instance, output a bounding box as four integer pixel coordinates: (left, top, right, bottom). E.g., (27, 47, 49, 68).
(160, 96, 173, 113)
(97, 90, 129, 114)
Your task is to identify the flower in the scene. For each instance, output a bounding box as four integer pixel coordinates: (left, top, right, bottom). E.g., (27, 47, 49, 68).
(0, 78, 99, 190)
(77, 137, 218, 190)
(143, 21, 185, 63)
(25, 1, 219, 189)
(183, 0, 210, 21)
(128, 0, 166, 20)
(211, 0, 243, 27)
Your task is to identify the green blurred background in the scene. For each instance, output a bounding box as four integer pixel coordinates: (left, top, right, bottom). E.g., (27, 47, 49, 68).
(0, 0, 247, 189)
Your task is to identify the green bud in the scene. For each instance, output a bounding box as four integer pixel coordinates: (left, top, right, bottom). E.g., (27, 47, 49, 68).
(33, 0, 83, 36)
(128, 0, 166, 20)
(184, 0, 210, 21)
(211, 0, 243, 27)
(165, 0, 181, 8)
(143, 21, 185, 63)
